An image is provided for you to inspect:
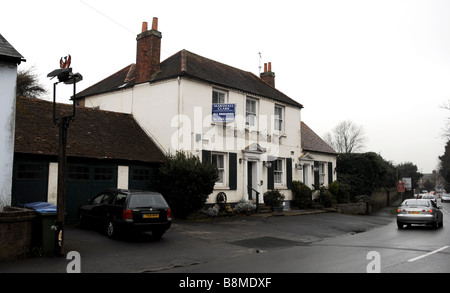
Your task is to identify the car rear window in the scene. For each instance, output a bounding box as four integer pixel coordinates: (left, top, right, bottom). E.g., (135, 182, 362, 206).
(128, 193, 168, 209)
(404, 199, 430, 207)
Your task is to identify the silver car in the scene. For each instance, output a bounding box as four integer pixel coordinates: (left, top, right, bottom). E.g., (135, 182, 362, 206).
(441, 193, 450, 203)
(397, 199, 443, 229)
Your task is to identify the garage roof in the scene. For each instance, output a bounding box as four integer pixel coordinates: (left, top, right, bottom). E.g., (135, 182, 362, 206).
(15, 96, 165, 163)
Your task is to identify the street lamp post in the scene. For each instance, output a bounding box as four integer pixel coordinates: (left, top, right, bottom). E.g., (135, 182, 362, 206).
(47, 56, 82, 255)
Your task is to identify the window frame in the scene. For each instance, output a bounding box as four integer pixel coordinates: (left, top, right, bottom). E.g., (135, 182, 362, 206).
(319, 162, 326, 184)
(274, 105, 284, 133)
(273, 158, 284, 186)
(246, 97, 258, 128)
(212, 152, 227, 186)
(212, 88, 227, 104)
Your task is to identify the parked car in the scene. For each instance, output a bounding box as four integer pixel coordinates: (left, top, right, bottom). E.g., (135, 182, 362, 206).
(78, 189, 172, 239)
(421, 194, 437, 204)
(396, 199, 443, 229)
(441, 193, 450, 203)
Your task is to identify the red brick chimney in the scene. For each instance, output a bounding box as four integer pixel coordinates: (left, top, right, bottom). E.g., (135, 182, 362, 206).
(260, 62, 275, 88)
(135, 17, 162, 84)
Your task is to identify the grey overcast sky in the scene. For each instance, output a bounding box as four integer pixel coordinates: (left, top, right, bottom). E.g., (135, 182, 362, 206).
(2, 0, 450, 173)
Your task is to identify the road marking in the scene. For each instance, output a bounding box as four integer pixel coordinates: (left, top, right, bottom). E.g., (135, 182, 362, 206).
(408, 246, 449, 262)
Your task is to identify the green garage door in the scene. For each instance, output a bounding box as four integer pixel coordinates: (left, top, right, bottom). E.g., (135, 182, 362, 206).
(66, 164, 117, 222)
(128, 165, 158, 191)
(12, 160, 49, 206)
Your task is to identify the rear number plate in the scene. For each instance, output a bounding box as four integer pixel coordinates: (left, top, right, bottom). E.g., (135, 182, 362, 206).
(409, 211, 420, 214)
(143, 213, 159, 219)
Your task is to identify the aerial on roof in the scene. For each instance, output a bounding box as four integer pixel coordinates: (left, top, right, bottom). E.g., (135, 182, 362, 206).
(0, 33, 25, 64)
(15, 96, 165, 163)
(301, 122, 337, 155)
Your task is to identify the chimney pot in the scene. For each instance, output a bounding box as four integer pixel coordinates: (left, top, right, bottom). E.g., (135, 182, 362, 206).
(260, 62, 275, 88)
(141, 22, 148, 32)
(152, 17, 158, 30)
(136, 18, 162, 84)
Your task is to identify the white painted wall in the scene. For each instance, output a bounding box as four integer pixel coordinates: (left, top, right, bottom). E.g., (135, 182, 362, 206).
(0, 61, 18, 208)
(47, 162, 58, 205)
(82, 76, 303, 203)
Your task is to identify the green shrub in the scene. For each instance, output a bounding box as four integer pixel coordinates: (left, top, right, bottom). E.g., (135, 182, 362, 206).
(319, 189, 335, 208)
(328, 181, 350, 203)
(263, 190, 285, 208)
(292, 181, 312, 209)
(156, 151, 218, 219)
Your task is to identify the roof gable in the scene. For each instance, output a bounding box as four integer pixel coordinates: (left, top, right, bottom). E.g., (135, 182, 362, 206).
(0, 34, 25, 64)
(15, 97, 165, 163)
(301, 122, 337, 155)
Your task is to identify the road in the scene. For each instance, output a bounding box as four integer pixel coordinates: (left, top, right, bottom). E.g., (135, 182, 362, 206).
(165, 201, 450, 273)
(1, 200, 449, 274)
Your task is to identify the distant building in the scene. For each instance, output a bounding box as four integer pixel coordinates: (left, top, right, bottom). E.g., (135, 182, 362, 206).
(419, 171, 445, 192)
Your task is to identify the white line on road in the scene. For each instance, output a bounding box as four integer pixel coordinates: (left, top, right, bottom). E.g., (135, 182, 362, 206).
(408, 246, 449, 262)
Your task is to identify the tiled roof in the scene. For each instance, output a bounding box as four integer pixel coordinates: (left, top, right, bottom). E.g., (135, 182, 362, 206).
(15, 96, 165, 163)
(301, 122, 337, 155)
(0, 33, 25, 64)
(77, 50, 303, 109)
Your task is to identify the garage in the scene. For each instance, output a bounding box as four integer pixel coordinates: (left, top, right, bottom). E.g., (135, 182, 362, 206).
(13, 97, 166, 222)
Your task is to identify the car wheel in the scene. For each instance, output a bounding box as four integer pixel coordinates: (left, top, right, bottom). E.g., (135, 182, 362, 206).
(432, 221, 439, 229)
(106, 219, 118, 239)
(397, 222, 404, 229)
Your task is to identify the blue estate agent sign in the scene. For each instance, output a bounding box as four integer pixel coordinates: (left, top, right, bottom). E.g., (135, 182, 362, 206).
(212, 103, 235, 122)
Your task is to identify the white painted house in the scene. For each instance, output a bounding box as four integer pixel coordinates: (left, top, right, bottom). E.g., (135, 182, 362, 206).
(76, 18, 306, 205)
(0, 33, 25, 208)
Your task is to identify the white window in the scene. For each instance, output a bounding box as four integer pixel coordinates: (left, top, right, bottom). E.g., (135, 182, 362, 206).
(246, 98, 258, 127)
(212, 153, 226, 186)
(274, 105, 284, 132)
(212, 89, 227, 104)
(274, 159, 284, 185)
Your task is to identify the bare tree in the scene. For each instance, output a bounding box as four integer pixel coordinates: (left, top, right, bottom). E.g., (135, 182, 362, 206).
(16, 66, 47, 99)
(440, 100, 450, 139)
(323, 120, 367, 153)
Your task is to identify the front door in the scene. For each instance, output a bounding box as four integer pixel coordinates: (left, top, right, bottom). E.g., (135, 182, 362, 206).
(247, 161, 260, 201)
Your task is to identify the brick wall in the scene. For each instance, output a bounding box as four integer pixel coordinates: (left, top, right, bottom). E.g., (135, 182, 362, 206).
(0, 207, 36, 260)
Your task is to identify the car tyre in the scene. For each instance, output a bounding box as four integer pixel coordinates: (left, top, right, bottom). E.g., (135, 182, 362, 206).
(397, 222, 404, 229)
(106, 219, 118, 239)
